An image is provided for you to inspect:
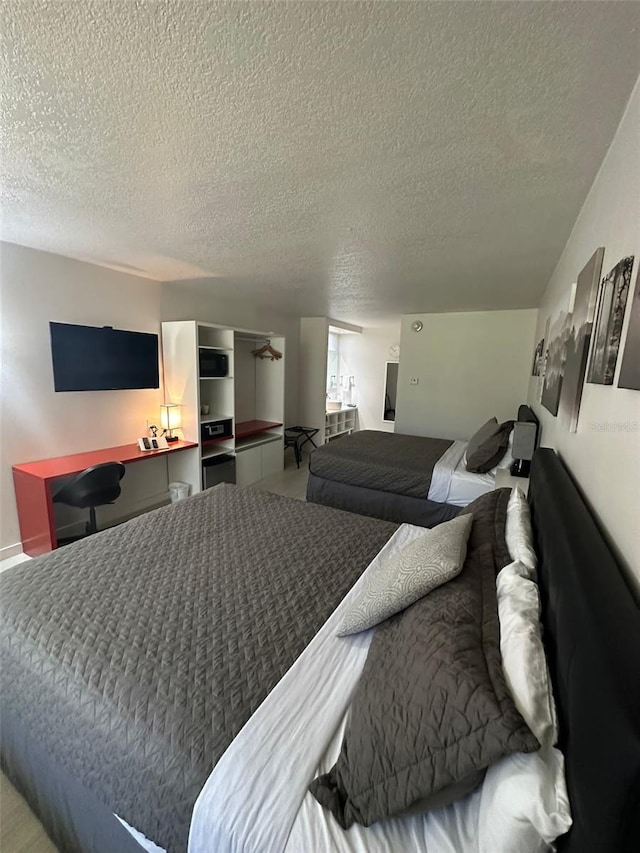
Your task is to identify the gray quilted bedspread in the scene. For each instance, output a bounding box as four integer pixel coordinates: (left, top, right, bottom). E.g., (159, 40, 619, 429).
(310, 430, 453, 498)
(0, 484, 396, 852)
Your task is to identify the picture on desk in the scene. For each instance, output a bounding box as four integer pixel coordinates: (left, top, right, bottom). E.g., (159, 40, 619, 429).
(138, 436, 168, 451)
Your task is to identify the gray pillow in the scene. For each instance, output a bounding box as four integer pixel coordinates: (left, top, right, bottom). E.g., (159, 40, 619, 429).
(337, 513, 473, 636)
(466, 421, 514, 473)
(310, 541, 539, 827)
(467, 417, 500, 458)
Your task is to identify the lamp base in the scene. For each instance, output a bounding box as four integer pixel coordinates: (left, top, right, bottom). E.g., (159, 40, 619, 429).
(510, 459, 531, 478)
(166, 435, 179, 444)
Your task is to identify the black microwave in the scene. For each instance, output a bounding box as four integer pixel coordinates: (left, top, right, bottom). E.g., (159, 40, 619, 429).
(201, 418, 233, 444)
(199, 349, 228, 377)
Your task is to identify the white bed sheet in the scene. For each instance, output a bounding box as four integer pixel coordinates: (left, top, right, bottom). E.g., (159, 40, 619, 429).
(429, 440, 496, 507)
(447, 456, 496, 506)
(117, 816, 164, 853)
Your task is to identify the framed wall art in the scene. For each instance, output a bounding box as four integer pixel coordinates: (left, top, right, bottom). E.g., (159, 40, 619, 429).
(558, 247, 604, 431)
(588, 256, 635, 385)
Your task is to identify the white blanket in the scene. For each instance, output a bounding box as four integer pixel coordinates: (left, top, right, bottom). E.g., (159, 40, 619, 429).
(429, 440, 499, 507)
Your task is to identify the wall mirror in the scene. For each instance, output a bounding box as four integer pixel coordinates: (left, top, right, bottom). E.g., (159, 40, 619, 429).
(383, 361, 398, 422)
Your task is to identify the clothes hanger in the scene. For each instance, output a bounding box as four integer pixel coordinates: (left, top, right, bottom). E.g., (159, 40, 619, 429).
(251, 339, 283, 361)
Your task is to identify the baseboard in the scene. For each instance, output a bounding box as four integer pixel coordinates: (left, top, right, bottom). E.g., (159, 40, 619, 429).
(0, 541, 26, 562)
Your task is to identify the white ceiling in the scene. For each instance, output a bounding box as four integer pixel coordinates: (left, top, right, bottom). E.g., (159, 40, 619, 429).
(1, 1, 639, 322)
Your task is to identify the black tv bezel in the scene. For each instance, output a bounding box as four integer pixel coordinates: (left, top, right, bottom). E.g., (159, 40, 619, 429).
(49, 321, 160, 392)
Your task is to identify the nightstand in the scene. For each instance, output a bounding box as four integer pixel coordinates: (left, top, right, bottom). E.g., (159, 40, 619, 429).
(494, 468, 529, 495)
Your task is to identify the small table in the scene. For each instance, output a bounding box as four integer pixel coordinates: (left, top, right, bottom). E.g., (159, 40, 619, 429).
(284, 426, 319, 468)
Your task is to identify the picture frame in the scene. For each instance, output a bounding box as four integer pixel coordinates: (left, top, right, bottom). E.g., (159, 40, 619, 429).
(587, 256, 635, 385)
(558, 247, 604, 431)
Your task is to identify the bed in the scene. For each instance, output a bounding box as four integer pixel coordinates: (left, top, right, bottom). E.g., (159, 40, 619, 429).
(1, 449, 638, 853)
(307, 404, 539, 526)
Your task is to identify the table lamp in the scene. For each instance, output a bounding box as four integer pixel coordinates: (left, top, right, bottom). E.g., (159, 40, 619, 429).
(510, 421, 537, 477)
(160, 404, 181, 443)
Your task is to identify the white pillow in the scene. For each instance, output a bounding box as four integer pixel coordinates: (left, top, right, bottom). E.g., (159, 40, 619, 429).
(477, 560, 571, 850)
(477, 747, 572, 852)
(337, 513, 473, 636)
(505, 486, 537, 577)
(497, 561, 557, 748)
(494, 431, 515, 470)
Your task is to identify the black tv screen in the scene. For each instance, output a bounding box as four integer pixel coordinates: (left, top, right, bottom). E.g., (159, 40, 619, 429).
(50, 322, 160, 391)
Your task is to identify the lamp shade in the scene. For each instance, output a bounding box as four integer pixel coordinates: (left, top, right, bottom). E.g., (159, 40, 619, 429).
(160, 403, 181, 433)
(512, 421, 537, 462)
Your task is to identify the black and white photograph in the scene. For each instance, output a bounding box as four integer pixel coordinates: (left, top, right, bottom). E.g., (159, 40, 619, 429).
(558, 247, 604, 431)
(588, 256, 635, 385)
(541, 307, 571, 416)
(536, 317, 550, 402)
(531, 337, 545, 376)
(618, 262, 640, 390)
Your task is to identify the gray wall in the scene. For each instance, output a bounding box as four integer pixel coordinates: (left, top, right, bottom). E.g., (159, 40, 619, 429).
(527, 77, 640, 587)
(396, 309, 537, 439)
(0, 243, 298, 557)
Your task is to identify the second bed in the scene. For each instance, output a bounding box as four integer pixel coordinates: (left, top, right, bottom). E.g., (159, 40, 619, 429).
(307, 405, 538, 526)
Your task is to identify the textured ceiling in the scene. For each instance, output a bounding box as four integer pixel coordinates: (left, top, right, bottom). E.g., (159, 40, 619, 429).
(1, 1, 639, 322)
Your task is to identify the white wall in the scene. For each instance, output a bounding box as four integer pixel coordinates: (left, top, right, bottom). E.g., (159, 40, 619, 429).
(0, 243, 298, 556)
(527, 78, 640, 585)
(396, 310, 537, 439)
(338, 323, 401, 432)
(0, 242, 165, 555)
(298, 317, 330, 443)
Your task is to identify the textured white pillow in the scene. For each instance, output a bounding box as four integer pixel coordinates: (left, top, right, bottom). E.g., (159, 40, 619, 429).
(497, 561, 557, 748)
(505, 486, 537, 577)
(480, 560, 570, 850)
(337, 513, 473, 636)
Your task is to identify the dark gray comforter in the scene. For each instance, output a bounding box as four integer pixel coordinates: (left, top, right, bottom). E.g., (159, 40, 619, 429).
(310, 488, 534, 826)
(310, 430, 453, 498)
(0, 485, 396, 852)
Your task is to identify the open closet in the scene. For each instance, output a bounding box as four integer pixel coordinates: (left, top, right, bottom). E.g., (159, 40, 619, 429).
(161, 321, 285, 493)
(233, 332, 285, 486)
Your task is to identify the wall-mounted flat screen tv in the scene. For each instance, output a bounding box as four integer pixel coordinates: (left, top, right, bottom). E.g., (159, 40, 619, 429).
(50, 322, 160, 391)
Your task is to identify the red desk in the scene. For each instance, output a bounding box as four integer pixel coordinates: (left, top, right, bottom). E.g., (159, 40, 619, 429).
(12, 440, 198, 557)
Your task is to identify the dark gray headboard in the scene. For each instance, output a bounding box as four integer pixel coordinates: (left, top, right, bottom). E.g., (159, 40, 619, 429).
(529, 449, 640, 853)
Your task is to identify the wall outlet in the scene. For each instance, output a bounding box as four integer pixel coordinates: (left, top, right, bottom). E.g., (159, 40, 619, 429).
(409, 377, 419, 385)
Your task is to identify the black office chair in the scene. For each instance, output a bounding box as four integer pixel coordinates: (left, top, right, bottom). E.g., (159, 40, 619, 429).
(53, 462, 126, 536)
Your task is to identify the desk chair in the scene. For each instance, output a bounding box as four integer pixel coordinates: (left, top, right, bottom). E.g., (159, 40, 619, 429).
(53, 461, 126, 536)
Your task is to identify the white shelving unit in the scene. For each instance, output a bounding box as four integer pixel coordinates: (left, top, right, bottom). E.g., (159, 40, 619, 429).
(325, 407, 357, 441)
(161, 321, 285, 492)
(299, 317, 362, 445)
